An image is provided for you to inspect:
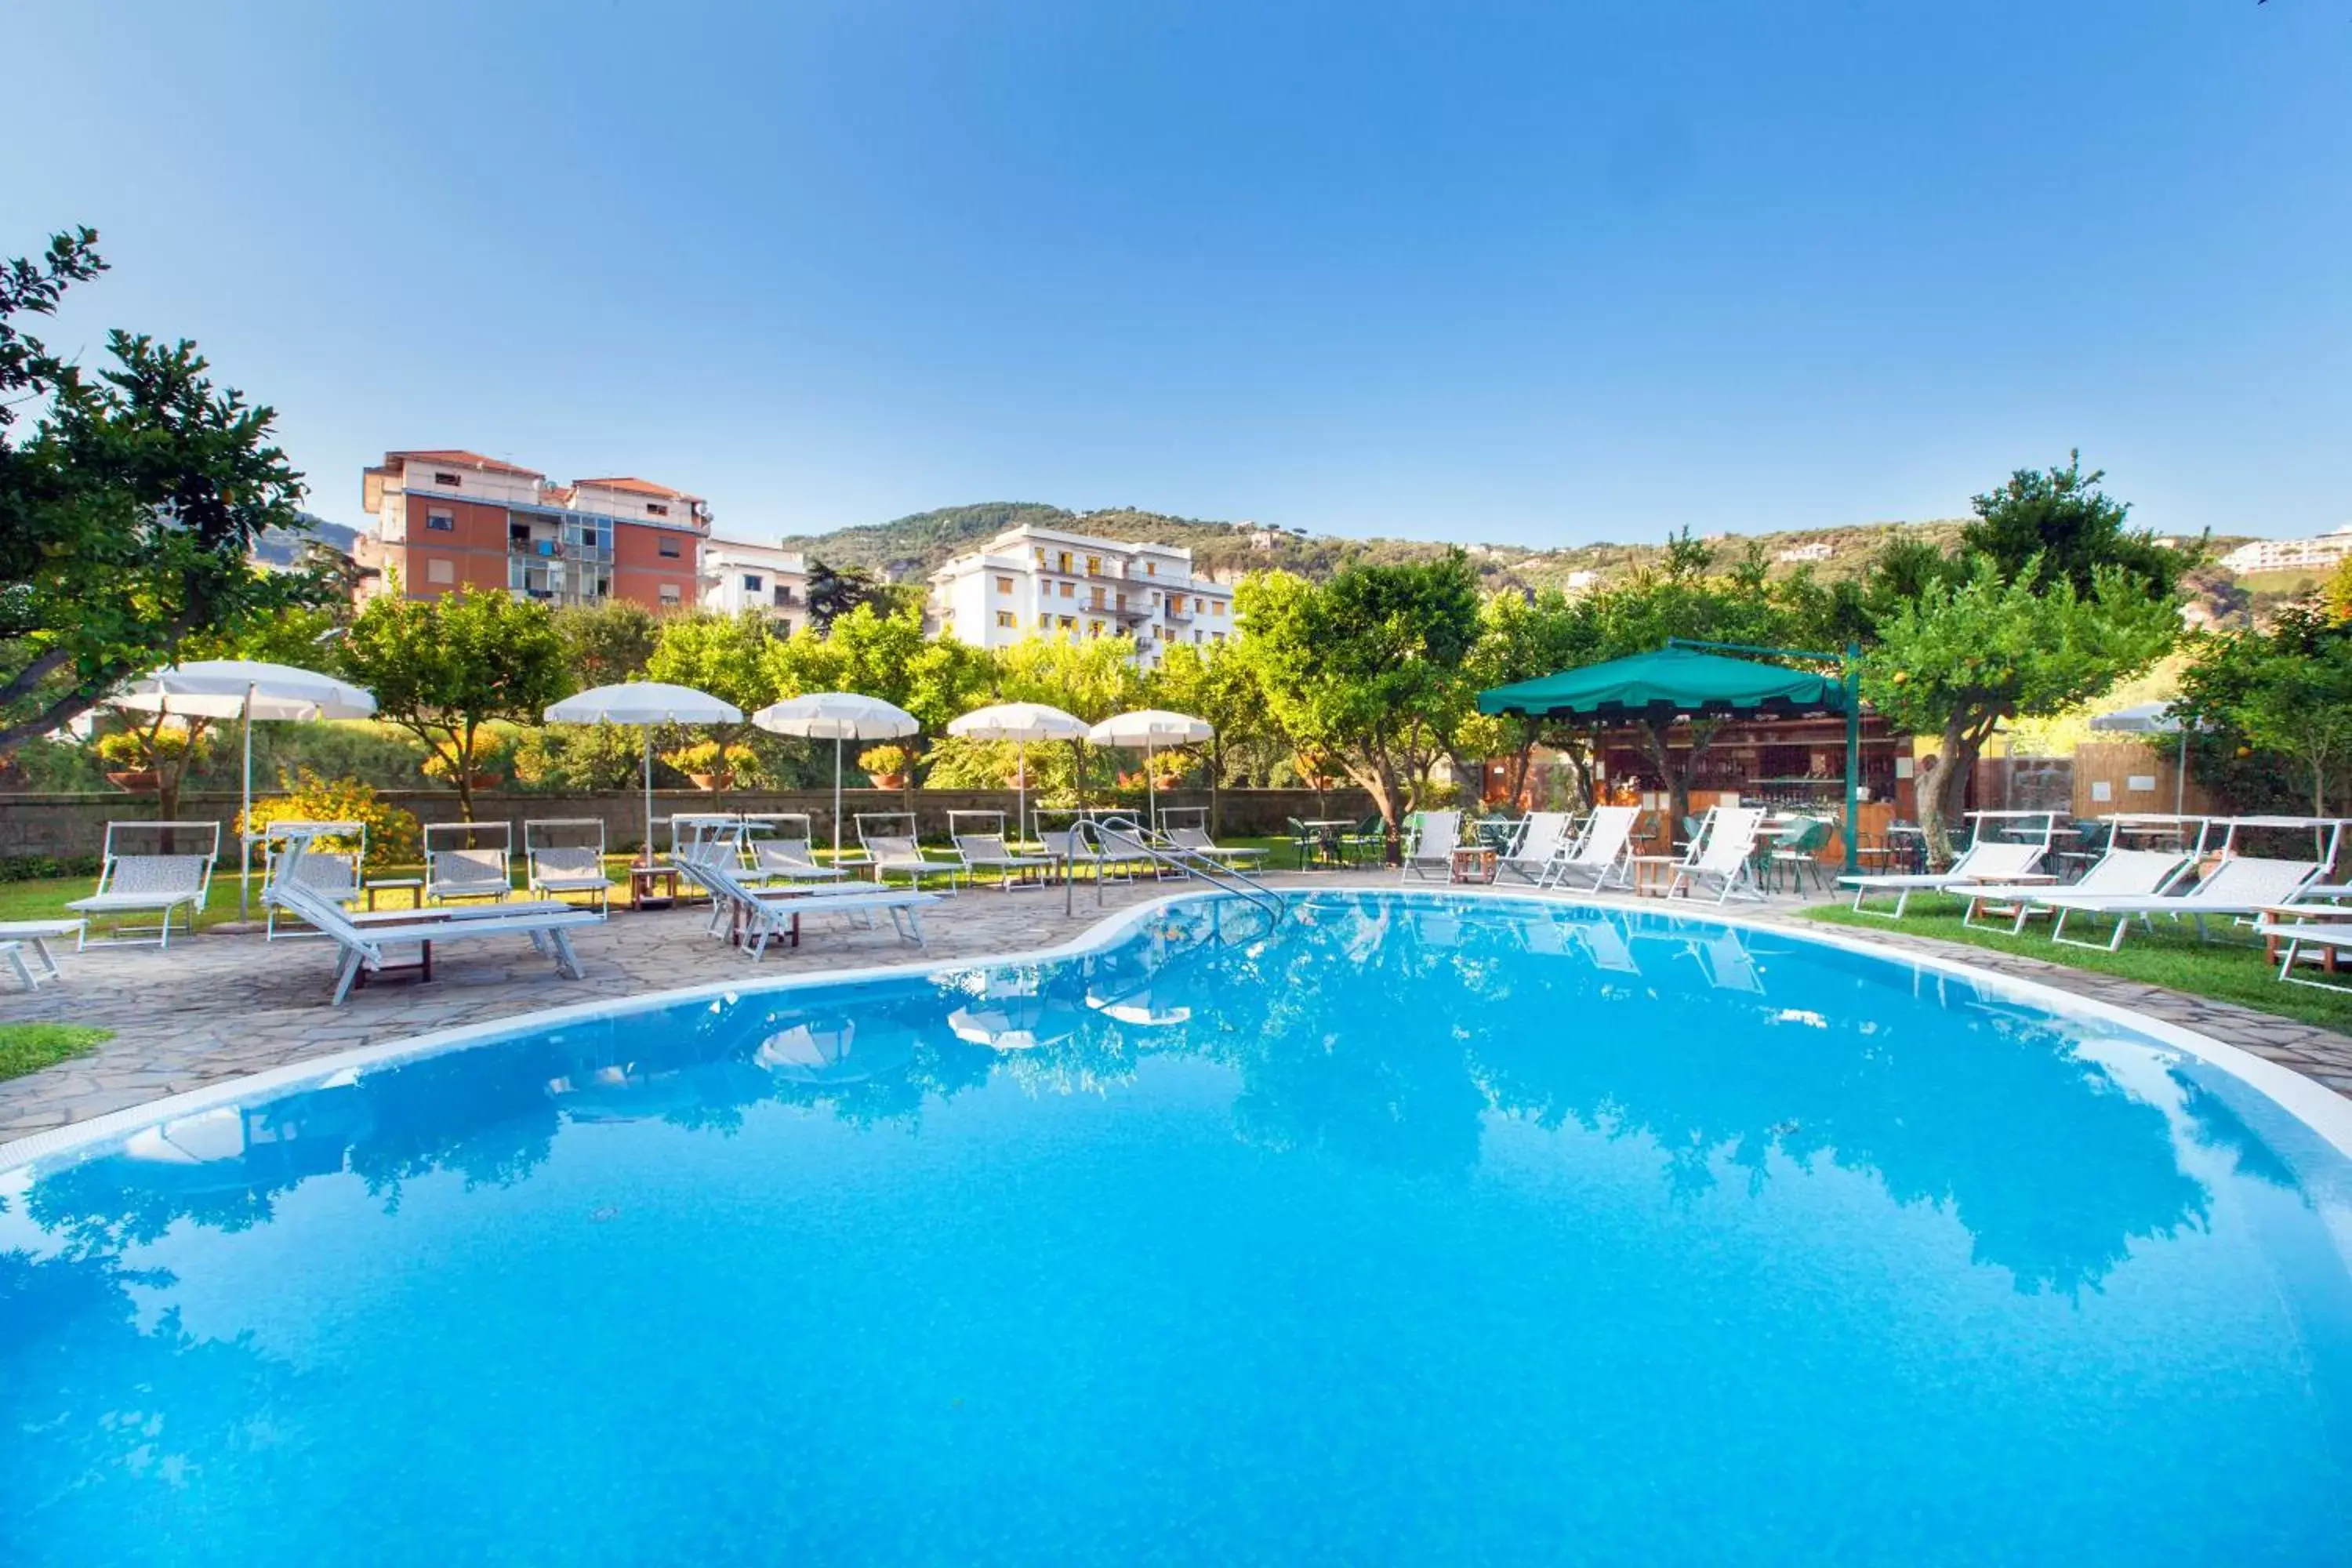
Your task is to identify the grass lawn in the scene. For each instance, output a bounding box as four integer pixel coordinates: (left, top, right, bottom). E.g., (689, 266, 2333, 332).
(1801, 895, 2352, 1034)
(0, 1022, 114, 1081)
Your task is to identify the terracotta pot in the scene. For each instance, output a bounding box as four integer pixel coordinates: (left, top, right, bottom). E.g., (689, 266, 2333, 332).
(690, 772, 724, 792)
(465, 773, 499, 793)
(868, 774, 906, 789)
(105, 769, 162, 793)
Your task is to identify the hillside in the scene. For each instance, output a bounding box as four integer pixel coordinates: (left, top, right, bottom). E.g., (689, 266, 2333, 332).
(777, 503, 1971, 593)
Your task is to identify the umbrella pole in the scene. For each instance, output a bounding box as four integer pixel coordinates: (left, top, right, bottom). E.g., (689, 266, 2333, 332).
(1017, 739, 1027, 846)
(642, 728, 654, 868)
(1147, 741, 1156, 833)
(2177, 727, 2188, 817)
(833, 737, 844, 861)
(239, 684, 254, 920)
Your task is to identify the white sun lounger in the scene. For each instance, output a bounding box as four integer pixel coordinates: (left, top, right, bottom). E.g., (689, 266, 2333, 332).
(1541, 806, 1640, 892)
(260, 820, 366, 941)
(952, 831, 1058, 890)
(2254, 920, 2352, 992)
(0, 920, 82, 989)
(267, 837, 598, 1005)
(1163, 825, 1270, 869)
(424, 822, 514, 905)
(524, 818, 616, 916)
(1399, 810, 1462, 882)
(1494, 811, 1575, 884)
(1667, 807, 1770, 905)
(2031, 854, 2325, 952)
(69, 821, 220, 948)
(742, 813, 849, 885)
(1838, 838, 2049, 920)
(1960, 847, 2193, 936)
(677, 852, 938, 958)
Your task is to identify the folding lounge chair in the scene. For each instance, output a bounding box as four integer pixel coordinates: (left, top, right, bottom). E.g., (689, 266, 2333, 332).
(1960, 847, 2192, 936)
(1838, 838, 2049, 920)
(2253, 918, 2352, 992)
(677, 851, 938, 958)
(1494, 812, 1574, 884)
(70, 821, 220, 949)
(1399, 810, 1462, 883)
(859, 833, 961, 892)
(525, 819, 616, 916)
(1540, 806, 1639, 893)
(424, 822, 514, 905)
(952, 830, 1058, 890)
(2032, 854, 2324, 953)
(0, 920, 80, 989)
(266, 837, 598, 1005)
(742, 814, 848, 885)
(1666, 807, 1770, 905)
(1164, 825, 1270, 870)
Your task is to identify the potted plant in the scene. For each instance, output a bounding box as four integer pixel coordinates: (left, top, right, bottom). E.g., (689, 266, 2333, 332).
(422, 750, 502, 795)
(95, 732, 162, 793)
(858, 744, 913, 789)
(96, 723, 212, 812)
(662, 740, 759, 792)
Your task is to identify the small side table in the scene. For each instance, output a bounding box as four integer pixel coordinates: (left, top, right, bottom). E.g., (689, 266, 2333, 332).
(1627, 855, 1682, 897)
(365, 877, 423, 912)
(1449, 846, 1497, 884)
(630, 864, 681, 910)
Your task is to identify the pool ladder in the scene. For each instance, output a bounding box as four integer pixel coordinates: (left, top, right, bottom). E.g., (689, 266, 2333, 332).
(1077, 815, 1287, 929)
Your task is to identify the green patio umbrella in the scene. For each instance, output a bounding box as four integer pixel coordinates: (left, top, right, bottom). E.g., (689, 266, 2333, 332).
(1479, 644, 1859, 873)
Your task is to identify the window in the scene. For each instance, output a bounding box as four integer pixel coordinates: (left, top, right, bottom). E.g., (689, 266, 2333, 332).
(996, 610, 1017, 629)
(1193, 630, 1204, 644)
(581, 528, 598, 550)
(1036, 612, 1051, 630)
(1058, 581, 1075, 598)
(743, 574, 763, 592)
(426, 509, 456, 532)
(1213, 631, 1226, 644)
(1116, 593, 1127, 611)
(426, 557, 455, 586)
(510, 522, 532, 546)
(1145, 561, 1157, 576)
(776, 619, 793, 636)
(646, 503, 670, 517)
(1087, 620, 1103, 637)
(1057, 552, 1073, 572)
(659, 583, 683, 605)
(659, 538, 682, 559)
(433, 471, 460, 488)
(995, 575, 1014, 593)
(1085, 555, 1102, 575)
(1058, 615, 1075, 631)
(1211, 601, 1225, 616)
(1034, 548, 1047, 566)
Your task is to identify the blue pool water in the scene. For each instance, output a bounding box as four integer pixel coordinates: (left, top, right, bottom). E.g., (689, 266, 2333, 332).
(4, 892, 2351, 1564)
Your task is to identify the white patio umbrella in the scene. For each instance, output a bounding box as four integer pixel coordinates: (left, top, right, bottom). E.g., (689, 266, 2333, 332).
(1087, 709, 1213, 831)
(750, 692, 920, 858)
(111, 659, 378, 920)
(543, 682, 744, 866)
(946, 702, 1089, 844)
(2089, 701, 2200, 815)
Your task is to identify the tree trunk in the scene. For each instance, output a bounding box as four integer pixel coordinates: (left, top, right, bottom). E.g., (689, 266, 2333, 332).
(1916, 713, 1979, 867)
(1641, 719, 1693, 832)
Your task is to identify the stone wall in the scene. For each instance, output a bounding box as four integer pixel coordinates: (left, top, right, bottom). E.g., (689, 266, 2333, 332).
(0, 786, 1377, 862)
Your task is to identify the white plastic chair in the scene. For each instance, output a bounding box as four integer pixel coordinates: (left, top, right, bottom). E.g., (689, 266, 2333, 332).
(70, 820, 220, 948)
(424, 821, 514, 905)
(1398, 810, 1462, 882)
(525, 818, 615, 916)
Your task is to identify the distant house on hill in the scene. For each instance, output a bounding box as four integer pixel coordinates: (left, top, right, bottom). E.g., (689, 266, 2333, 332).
(1775, 542, 1834, 564)
(2220, 525, 2352, 575)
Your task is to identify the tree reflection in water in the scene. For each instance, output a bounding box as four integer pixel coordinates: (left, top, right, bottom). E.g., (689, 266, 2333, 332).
(9, 893, 2268, 1305)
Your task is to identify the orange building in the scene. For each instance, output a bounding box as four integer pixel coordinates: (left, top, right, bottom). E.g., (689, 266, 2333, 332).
(358, 450, 710, 612)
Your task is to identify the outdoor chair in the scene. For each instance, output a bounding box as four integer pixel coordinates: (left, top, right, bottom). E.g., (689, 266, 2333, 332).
(856, 814, 963, 893)
(1398, 810, 1463, 882)
(1494, 811, 1574, 884)
(424, 822, 514, 905)
(1665, 806, 1770, 905)
(1763, 815, 1835, 895)
(1284, 817, 1339, 871)
(1163, 824, 1270, 870)
(1541, 805, 1640, 892)
(0, 920, 81, 989)
(2031, 853, 2325, 952)
(1341, 815, 1387, 866)
(525, 818, 616, 916)
(266, 833, 597, 1006)
(1838, 830, 2052, 920)
(949, 811, 1057, 889)
(260, 819, 367, 941)
(1960, 847, 2192, 936)
(69, 820, 220, 949)
(742, 813, 850, 885)
(675, 846, 938, 957)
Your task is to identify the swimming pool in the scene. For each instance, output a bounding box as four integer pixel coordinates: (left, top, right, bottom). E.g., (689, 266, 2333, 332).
(4, 890, 2350, 1563)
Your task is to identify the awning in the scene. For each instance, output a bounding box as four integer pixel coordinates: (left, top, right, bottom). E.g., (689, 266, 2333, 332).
(1478, 646, 1844, 720)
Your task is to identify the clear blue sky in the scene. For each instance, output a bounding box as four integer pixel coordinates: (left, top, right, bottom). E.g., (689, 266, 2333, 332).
(13, 2, 2348, 548)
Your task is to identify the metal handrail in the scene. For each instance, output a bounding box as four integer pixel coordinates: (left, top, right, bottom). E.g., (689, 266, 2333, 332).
(1079, 814, 1285, 927)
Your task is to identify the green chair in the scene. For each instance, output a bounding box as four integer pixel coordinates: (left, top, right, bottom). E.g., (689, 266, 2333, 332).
(1341, 815, 1386, 866)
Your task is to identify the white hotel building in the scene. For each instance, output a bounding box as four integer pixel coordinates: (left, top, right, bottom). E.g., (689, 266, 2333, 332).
(2220, 525, 2352, 575)
(699, 538, 810, 631)
(927, 524, 1236, 668)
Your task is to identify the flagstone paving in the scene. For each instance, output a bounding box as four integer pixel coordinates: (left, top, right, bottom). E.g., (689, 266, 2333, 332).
(2, 873, 2347, 1147)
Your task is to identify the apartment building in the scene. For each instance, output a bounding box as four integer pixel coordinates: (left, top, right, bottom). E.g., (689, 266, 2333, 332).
(2220, 525, 2352, 575)
(359, 450, 710, 611)
(701, 539, 810, 630)
(927, 524, 1236, 668)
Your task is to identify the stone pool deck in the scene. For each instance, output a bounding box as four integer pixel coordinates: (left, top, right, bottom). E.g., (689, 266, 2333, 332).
(3, 873, 2348, 1145)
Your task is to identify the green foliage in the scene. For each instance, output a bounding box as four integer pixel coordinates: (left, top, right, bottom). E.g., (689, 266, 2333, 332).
(337, 586, 570, 818)
(2176, 606, 2352, 815)
(802, 558, 899, 631)
(993, 633, 1147, 723)
(1958, 453, 2185, 598)
(0, 227, 338, 750)
(646, 610, 780, 718)
(662, 739, 760, 788)
(856, 743, 913, 780)
(554, 599, 659, 687)
(93, 723, 206, 769)
(1147, 639, 1280, 789)
(766, 603, 991, 730)
(509, 722, 650, 793)
(237, 767, 422, 866)
(0, 1022, 111, 1083)
(1236, 552, 1483, 826)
